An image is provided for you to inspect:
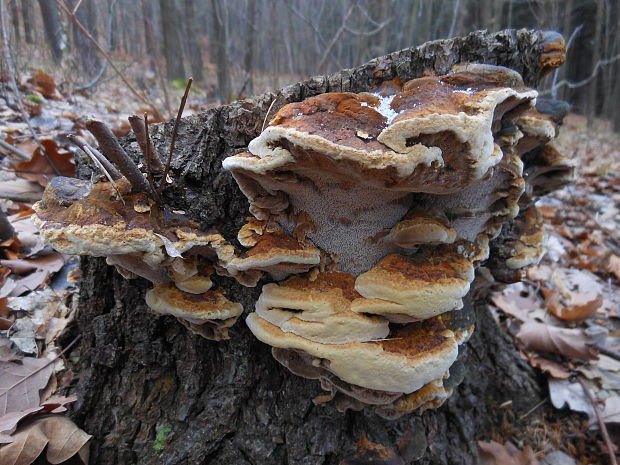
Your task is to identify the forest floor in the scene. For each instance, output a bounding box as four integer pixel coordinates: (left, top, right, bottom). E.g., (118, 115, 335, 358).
(0, 72, 619, 465)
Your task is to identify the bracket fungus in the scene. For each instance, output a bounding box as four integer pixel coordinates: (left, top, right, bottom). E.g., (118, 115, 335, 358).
(32, 57, 571, 417)
(33, 117, 260, 341)
(222, 63, 572, 416)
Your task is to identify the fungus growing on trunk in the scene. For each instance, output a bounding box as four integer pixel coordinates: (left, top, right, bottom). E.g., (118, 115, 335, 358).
(223, 63, 570, 413)
(33, 119, 256, 341)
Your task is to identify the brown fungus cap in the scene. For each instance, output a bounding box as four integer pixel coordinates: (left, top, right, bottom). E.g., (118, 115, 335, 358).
(33, 177, 166, 265)
(255, 272, 389, 344)
(352, 251, 474, 321)
(223, 66, 535, 274)
(225, 67, 537, 195)
(228, 222, 320, 281)
(145, 282, 243, 322)
(522, 144, 574, 200)
(383, 208, 456, 248)
(246, 312, 458, 394)
(504, 206, 547, 270)
(514, 106, 558, 156)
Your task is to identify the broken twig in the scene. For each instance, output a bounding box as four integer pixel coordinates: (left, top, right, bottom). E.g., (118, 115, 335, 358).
(85, 119, 152, 196)
(578, 377, 618, 465)
(143, 114, 162, 204)
(128, 115, 164, 173)
(158, 77, 192, 195)
(67, 134, 122, 180)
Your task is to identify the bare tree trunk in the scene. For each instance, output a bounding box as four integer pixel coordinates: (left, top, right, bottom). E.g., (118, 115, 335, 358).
(211, 0, 231, 101)
(70, 0, 101, 79)
(20, 0, 33, 44)
(9, 0, 19, 44)
(36, 0, 62, 64)
(183, 0, 204, 82)
(159, 0, 185, 80)
(587, 0, 604, 127)
(70, 29, 560, 465)
(243, 0, 256, 96)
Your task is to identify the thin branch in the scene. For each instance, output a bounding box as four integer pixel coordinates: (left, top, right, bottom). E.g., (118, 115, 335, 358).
(85, 119, 152, 196)
(143, 113, 162, 204)
(578, 377, 618, 465)
(0, 335, 81, 405)
(0, 138, 30, 161)
(73, 139, 125, 204)
(55, 0, 162, 118)
(74, 0, 119, 92)
(317, 3, 356, 72)
(0, 0, 61, 175)
(67, 134, 122, 180)
(261, 97, 278, 134)
(551, 24, 583, 98)
(545, 53, 620, 95)
(128, 115, 164, 173)
(158, 78, 192, 195)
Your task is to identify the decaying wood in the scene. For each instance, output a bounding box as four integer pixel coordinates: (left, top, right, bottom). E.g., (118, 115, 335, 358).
(72, 29, 556, 465)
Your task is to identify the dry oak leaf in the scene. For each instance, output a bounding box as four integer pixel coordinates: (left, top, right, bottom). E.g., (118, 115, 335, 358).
(491, 284, 542, 322)
(27, 70, 62, 101)
(516, 321, 597, 361)
(608, 255, 620, 281)
(0, 357, 54, 415)
(479, 440, 540, 465)
(0, 395, 77, 444)
(527, 354, 571, 379)
(12, 139, 75, 187)
(544, 269, 603, 321)
(0, 415, 90, 465)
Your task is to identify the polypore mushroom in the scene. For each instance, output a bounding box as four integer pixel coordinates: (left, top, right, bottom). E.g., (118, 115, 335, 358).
(247, 312, 458, 394)
(145, 283, 242, 340)
(255, 272, 389, 343)
(220, 63, 570, 412)
(383, 208, 457, 248)
(33, 119, 258, 341)
(228, 220, 321, 280)
(352, 250, 474, 322)
(223, 66, 537, 275)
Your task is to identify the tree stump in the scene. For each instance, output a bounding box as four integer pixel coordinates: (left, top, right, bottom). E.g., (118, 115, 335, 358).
(69, 29, 563, 464)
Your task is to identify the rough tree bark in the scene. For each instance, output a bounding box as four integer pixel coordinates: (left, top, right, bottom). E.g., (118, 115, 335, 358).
(70, 29, 557, 465)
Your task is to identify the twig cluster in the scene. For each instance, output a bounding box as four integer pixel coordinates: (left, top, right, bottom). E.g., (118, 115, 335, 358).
(67, 78, 193, 207)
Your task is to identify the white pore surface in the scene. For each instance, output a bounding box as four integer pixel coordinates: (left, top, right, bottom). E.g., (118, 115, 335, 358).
(420, 158, 518, 242)
(275, 172, 411, 275)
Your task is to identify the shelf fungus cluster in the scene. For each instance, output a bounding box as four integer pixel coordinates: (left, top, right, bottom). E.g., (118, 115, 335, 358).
(33, 119, 259, 341)
(33, 60, 572, 418)
(222, 63, 573, 417)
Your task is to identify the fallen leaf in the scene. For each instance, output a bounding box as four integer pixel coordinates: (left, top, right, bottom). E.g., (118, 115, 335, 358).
(516, 321, 598, 361)
(8, 318, 37, 354)
(608, 255, 620, 281)
(548, 378, 596, 421)
(602, 396, 620, 424)
(528, 355, 571, 379)
(12, 139, 74, 186)
(491, 283, 542, 322)
(0, 357, 54, 415)
(479, 440, 540, 465)
(0, 406, 42, 443)
(0, 415, 90, 464)
(545, 269, 603, 321)
(27, 70, 62, 100)
(541, 450, 577, 465)
(0, 252, 64, 275)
